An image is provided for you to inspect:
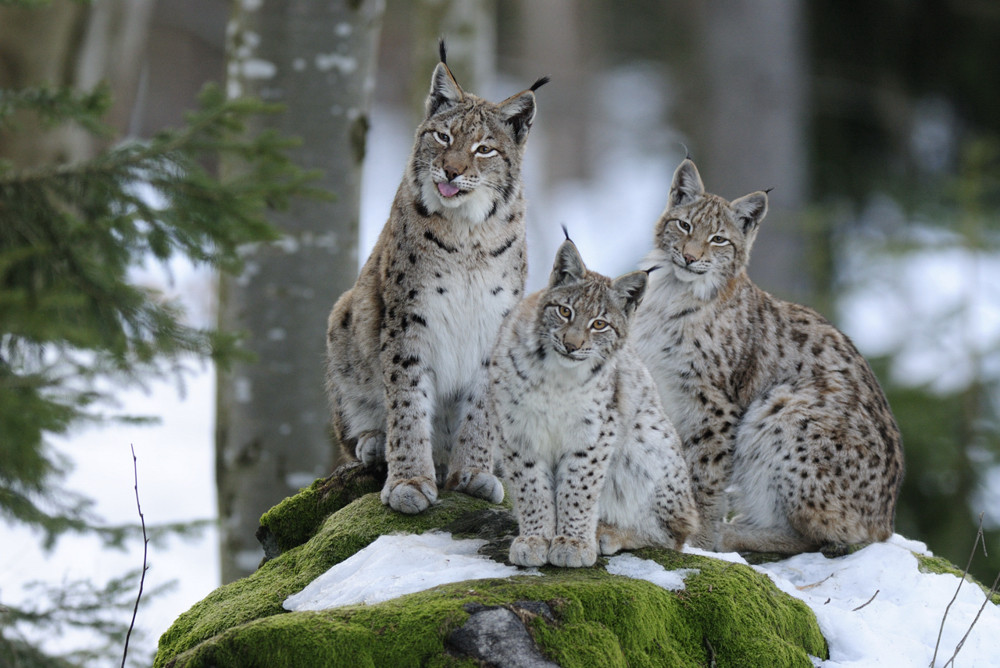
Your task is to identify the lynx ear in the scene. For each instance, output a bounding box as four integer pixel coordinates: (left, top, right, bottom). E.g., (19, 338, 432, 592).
(499, 76, 547, 144)
(549, 239, 586, 288)
(731, 191, 768, 234)
(670, 159, 705, 207)
(612, 271, 649, 315)
(426, 62, 464, 118)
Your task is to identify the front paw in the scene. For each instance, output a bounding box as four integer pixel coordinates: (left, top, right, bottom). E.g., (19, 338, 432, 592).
(355, 432, 386, 468)
(445, 468, 504, 504)
(548, 535, 597, 568)
(381, 476, 438, 514)
(510, 535, 549, 567)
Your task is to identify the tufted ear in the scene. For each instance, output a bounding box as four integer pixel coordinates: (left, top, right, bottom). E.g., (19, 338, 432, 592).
(669, 159, 705, 208)
(731, 191, 768, 235)
(425, 61, 464, 119)
(612, 271, 649, 315)
(498, 76, 548, 145)
(549, 239, 586, 288)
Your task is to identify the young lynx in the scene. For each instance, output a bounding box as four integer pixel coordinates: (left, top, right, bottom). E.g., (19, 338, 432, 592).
(325, 42, 548, 514)
(491, 239, 699, 568)
(633, 159, 904, 553)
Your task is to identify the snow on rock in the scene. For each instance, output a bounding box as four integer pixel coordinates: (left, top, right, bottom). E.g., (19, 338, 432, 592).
(283, 531, 999, 668)
(283, 532, 535, 611)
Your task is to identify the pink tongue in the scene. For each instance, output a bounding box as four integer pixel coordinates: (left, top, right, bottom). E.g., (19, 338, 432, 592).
(437, 182, 460, 198)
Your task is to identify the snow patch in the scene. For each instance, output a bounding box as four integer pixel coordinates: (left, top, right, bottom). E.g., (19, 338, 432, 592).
(605, 553, 699, 591)
(283, 532, 534, 611)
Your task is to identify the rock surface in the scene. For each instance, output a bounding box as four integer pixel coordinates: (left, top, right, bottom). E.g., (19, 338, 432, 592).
(155, 464, 828, 667)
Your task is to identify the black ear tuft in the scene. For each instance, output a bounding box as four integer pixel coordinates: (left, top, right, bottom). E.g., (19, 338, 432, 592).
(530, 75, 551, 92)
(438, 38, 447, 64)
(561, 224, 571, 241)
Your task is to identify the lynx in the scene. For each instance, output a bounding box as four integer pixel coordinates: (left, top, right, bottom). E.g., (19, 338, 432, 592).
(490, 238, 699, 568)
(325, 42, 548, 514)
(633, 159, 905, 553)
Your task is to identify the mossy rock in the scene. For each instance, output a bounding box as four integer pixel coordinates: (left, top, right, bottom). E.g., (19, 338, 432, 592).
(155, 473, 828, 667)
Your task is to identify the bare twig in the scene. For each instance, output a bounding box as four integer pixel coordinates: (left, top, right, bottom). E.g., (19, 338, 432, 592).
(122, 445, 149, 668)
(851, 589, 879, 611)
(930, 512, 985, 668)
(941, 568, 1000, 668)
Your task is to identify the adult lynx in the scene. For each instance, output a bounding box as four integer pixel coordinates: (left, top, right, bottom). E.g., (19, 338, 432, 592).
(491, 239, 698, 568)
(633, 159, 904, 553)
(325, 42, 547, 514)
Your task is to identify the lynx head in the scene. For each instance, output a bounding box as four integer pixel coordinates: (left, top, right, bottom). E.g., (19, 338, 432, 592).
(411, 41, 548, 224)
(649, 159, 768, 300)
(539, 239, 648, 368)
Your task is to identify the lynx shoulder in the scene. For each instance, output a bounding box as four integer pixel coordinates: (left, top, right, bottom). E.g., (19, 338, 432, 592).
(633, 158, 905, 553)
(325, 42, 547, 514)
(490, 238, 698, 568)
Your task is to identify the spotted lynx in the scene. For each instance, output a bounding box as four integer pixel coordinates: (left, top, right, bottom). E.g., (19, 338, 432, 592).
(490, 239, 699, 568)
(633, 159, 905, 553)
(325, 42, 548, 514)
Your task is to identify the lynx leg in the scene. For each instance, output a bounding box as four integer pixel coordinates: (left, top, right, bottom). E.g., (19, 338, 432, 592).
(381, 372, 439, 514)
(504, 436, 556, 567)
(445, 378, 503, 503)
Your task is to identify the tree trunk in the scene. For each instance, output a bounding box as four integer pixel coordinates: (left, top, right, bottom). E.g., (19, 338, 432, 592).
(682, 0, 809, 299)
(216, 0, 384, 583)
(0, 0, 155, 166)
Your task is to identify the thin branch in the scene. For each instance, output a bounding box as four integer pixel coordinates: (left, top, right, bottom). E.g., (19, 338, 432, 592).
(942, 568, 1000, 668)
(851, 589, 879, 612)
(121, 444, 149, 668)
(930, 512, 985, 668)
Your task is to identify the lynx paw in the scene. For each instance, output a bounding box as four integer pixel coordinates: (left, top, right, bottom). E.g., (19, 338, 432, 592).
(509, 535, 550, 567)
(381, 476, 438, 514)
(445, 468, 504, 504)
(355, 432, 386, 468)
(597, 525, 625, 556)
(548, 536, 597, 568)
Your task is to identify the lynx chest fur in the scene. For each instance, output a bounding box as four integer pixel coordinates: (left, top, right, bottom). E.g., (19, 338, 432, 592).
(633, 159, 904, 554)
(325, 43, 547, 515)
(491, 239, 698, 568)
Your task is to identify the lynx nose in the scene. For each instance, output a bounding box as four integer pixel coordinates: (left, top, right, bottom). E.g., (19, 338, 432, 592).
(563, 332, 585, 353)
(683, 252, 697, 265)
(444, 164, 464, 181)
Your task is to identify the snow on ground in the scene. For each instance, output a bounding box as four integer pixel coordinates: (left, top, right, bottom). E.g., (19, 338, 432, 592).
(280, 531, 1000, 667)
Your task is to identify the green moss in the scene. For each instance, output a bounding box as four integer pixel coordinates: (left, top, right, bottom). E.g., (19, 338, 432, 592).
(157, 489, 827, 668)
(916, 553, 1000, 605)
(155, 492, 499, 667)
(257, 462, 384, 555)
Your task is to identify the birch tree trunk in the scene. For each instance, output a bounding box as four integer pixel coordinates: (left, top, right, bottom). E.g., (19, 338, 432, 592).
(217, 0, 384, 583)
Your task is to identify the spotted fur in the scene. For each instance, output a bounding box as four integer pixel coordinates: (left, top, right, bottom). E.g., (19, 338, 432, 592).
(325, 44, 547, 514)
(490, 240, 698, 568)
(633, 159, 905, 553)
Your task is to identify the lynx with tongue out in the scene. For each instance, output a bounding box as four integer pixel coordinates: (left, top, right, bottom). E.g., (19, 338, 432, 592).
(326, 41, 548, 515)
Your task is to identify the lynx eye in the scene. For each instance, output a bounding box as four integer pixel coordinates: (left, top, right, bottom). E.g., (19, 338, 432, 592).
(433, 131, 451, 146)
(591, 319, 609, 331)
(675, 219, 692, 234)
(557, 305, 572, 319)
(474, 144, 497, 157)
(709, 235, 729, 246)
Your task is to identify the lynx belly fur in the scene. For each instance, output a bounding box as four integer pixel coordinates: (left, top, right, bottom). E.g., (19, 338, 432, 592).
(633, 159, 904, 553)
(325, 43, 547, 514)
(491, 239, 698, 568)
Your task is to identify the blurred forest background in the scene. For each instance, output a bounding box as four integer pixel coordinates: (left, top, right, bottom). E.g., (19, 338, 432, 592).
(2, 0, 999, 664)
